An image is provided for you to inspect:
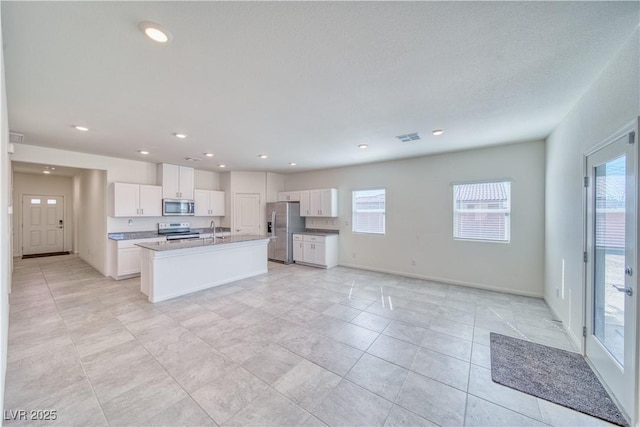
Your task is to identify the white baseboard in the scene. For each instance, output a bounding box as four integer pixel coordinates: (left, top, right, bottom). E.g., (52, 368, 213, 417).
(337, 262, 544, 299)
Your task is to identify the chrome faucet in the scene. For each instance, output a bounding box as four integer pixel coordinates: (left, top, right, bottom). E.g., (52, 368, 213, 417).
(210, 219, 216, 243)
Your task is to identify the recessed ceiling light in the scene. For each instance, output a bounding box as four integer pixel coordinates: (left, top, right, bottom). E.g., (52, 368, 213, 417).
(42, 170, 51, 174)
(184, 157, 200, 162)
(174, 133, 187, 139)
(204, 153, 214, 157)
(139, 21, 172, 43)
(432, 129, 444, 136)
(289, 162, 297, 166)
(74, 126, 89, 131)
(218, 164, 226, 168)
(258, 154, 268, 159)
(50, 167, 55, 170)
(138, 150, 150, 155)
(358, 144, 368, 149)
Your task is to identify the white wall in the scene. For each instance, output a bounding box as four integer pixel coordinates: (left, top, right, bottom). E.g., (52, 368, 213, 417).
(286, 141, 546, 297)
(545, 30, 640, 348)
(194, 169, 220, 191)
(78, 169, 107, 274)
(0, 7, 11, 416)
(221, 171, 271, 234)
(266, 172, 285, 202)
(12, 172, 75, 256)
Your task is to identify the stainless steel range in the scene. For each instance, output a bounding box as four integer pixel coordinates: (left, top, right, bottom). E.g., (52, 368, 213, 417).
(158, 222, 200, 240)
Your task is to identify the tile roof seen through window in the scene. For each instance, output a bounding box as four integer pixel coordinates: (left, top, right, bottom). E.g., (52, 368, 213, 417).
(455, 182, 509, 202)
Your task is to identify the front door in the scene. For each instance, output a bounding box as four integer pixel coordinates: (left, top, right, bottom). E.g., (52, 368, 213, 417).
(585, 129, 637, 418)
(22, 195, 65, 255)
(234, 193, 261, 235)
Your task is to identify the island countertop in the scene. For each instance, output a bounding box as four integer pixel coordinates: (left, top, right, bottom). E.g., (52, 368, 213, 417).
(136, 234, 270, 251)
(138, 233, 270, 303)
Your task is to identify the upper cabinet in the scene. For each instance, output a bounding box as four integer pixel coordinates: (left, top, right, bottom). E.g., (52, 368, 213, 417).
(310, 188, 338, 217)
(194, 189, 225, 216)
(157, 163, 195, 200)
(282, 188, 338, 217)
(278, 191, 301, 202)
(112, 183, 162, 217)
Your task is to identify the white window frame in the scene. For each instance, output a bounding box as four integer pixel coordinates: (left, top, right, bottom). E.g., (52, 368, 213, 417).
(352, 188, 386, 235)
(453, 180, 511, 243)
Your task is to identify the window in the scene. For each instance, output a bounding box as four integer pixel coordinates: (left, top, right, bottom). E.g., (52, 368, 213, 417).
(47, 199, 57, 205)
(352, 189, 386, 234)
(30, 199, 41, 205)
(453, 180, 511, 242)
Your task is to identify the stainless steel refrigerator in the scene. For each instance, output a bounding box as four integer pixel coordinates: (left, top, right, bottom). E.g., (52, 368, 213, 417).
(266, 202, 305, 264)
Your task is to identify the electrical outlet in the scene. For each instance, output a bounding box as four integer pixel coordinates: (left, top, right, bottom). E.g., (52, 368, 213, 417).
(556, 288, 560, 298)
(352, 253, 356, 258)
(411, 259, 416, 266)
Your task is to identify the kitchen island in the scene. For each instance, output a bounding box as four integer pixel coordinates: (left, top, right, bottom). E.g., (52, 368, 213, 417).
(136, 235, 270, 303)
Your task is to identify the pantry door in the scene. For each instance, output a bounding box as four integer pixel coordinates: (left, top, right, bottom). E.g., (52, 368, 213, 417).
(585, 129, 636, 418)
(22, 195, 65, 255)
(233, 193, 261, 235)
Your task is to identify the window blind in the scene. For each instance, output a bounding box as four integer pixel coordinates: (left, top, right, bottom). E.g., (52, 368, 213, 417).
(353, 189, 385, 234)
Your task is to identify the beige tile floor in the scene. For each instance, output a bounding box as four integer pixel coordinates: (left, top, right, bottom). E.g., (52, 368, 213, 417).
(4, 254, 617, 426)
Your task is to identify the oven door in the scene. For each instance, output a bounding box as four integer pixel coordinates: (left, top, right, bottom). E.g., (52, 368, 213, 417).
(163, 199, 195, 216)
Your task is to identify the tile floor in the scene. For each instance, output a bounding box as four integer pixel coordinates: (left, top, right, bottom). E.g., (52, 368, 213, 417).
(4, 255, 616, 426)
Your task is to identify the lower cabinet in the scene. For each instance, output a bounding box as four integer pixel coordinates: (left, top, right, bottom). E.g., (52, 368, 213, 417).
(292, 234, 338, 269)
(109, 237, 166, 280)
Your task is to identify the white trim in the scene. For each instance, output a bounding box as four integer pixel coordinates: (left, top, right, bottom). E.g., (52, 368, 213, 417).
(584, 118, 637, 157)
(450, 177, 513, 186)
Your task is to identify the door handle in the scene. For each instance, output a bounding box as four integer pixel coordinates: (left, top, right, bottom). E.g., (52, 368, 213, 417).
(612, 284, 633, 296)
(271, 211, 276, 238)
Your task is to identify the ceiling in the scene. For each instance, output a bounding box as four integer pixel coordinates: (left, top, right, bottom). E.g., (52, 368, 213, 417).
(12, 162, 84, 178)
(2, 2, 639, 173)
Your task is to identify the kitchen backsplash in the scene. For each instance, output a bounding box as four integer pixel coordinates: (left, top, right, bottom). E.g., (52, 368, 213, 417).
(305, 217, 340, 230)
(108, 216, 223, 233)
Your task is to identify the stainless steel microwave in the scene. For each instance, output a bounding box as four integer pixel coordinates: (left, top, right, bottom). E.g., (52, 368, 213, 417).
(162, 199, 195, 216)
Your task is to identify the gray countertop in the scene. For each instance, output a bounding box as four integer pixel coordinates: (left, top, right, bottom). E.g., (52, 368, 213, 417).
(136, 234, 270, 251)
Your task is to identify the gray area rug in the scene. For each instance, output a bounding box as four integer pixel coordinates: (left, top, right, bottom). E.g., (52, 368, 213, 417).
(490, 333, 628, 427)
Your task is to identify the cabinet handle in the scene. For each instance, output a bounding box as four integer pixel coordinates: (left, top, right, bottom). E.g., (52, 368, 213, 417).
(141, 208, 144, 214)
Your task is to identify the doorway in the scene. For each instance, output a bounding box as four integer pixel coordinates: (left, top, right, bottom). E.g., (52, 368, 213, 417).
(21, 194, 65, 255)
(233, 193, 261, 235)
(584, 129, 637, 419)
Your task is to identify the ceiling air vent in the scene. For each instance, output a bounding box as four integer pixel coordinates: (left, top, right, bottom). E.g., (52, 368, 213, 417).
(395, 133, 420, 142)
(9, 132, 24, 143)
(184, 157, 201, 162)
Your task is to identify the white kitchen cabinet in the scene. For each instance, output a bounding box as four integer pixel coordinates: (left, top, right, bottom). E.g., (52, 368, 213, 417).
(293, 234, 304, 261)
(194, 189, 225, 216)
(299, 188, 338, 217)
(139, 185, 163, 216)
(109, 236, 166, 280)
(299, 190, 311, 216)
(112, 183, 162, 217)
(292, 234, 338, 268)
(278, 191, 301, 202)
(158, 163, 195, 200)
